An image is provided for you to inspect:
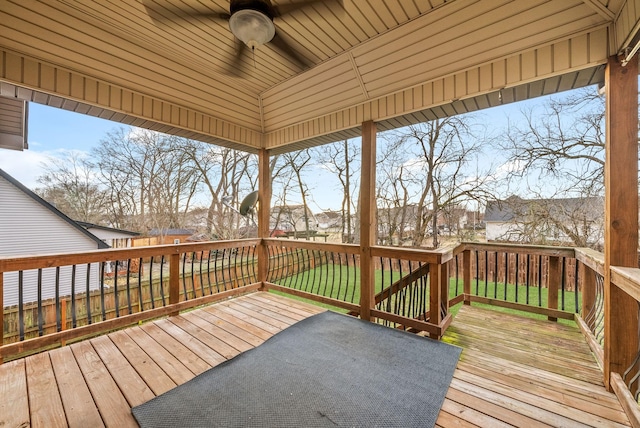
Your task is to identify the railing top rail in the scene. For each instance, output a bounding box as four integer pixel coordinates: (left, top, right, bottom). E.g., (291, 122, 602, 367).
(262, 238, 360, 254)
(459, 241, 576, 258)
(610, 266, 640, 303)
(372, 245, 455, 264)
(0, 239, 261, 272)
(574, 247, 605, 275)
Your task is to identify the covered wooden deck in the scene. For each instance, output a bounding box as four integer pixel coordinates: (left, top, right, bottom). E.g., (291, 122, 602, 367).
(0, 292, 629, 427)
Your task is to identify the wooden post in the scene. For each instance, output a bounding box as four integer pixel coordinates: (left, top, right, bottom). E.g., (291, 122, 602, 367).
(463, 250, 471, 305)
(547, 256, 560, 322)
(579, 262, 596, 329)
(257, 149, 272, 289)
(169, 252, 180, 316)
(604, 54, 639, 390)
(429, 263, 442, 339)
(359, 121, 377, 322)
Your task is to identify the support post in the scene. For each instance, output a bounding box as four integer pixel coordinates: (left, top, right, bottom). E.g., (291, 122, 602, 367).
(257, 149, 272, 289)
(547, 256, 560, 322)
(359, 121, 377, 322)
(604, 54, 639, 390)
(463, 250, 471, 305)
(579, 262, 596, 329)
(169, 252, 180, 316)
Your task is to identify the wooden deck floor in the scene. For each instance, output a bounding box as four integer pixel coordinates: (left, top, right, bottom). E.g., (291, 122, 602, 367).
(439, 305, 629, 427)
(0, 293, 631, 427)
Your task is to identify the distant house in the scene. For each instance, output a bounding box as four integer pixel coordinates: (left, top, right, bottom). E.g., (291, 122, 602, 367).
(270, 205, 317, 233)
(316, 210, 344, 234)
(485, 196, 604, 247)
(76, 221, 139, 248)
(132, 228, 195, 247)
(0, 169, 109, 307)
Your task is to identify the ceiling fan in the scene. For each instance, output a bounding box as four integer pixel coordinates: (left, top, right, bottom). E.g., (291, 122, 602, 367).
(146, 0, 343, 75)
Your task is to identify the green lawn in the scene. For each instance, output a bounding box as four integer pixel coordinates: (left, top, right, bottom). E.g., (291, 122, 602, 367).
(270, 264, 580, 326)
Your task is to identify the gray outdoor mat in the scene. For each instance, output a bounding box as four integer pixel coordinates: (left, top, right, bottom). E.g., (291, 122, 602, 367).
(132, 310, 461, 428)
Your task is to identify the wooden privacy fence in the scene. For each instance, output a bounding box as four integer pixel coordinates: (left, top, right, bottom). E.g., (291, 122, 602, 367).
(451, 249, 578, 292)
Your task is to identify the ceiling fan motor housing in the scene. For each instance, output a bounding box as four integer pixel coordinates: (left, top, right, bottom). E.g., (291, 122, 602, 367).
(229, 0, 276, 48)
(230, 0, 274, 18)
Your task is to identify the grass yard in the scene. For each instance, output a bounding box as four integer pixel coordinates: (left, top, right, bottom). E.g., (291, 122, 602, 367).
(270, 264, 580, 327)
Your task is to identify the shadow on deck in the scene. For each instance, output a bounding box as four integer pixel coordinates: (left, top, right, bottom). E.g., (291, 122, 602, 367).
(0, 292, 629, 427)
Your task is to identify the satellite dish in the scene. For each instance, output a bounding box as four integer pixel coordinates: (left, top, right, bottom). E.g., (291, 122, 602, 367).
(239, 191, 259, 216)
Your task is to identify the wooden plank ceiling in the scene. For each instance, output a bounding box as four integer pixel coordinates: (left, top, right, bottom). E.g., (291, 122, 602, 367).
(0, 0, 635, 154)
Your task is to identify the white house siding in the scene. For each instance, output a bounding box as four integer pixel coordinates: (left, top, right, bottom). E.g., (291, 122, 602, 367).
(0, 177, 101, 307)
(485, 222, 516, 242)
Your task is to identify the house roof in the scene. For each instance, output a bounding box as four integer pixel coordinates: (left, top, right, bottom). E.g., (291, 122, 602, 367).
(1, 1, 628, 155)
(485, 196, 604, 223)
(0, 169, 110, 249)
(75, 221, 140, 237)
(148, 228, 195, 236)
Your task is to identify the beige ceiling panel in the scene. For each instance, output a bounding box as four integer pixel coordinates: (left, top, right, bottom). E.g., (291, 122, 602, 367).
(266, 27, 609, 152)
(262, 0, 607, 132)
(261, 55, 366, 130)
(0, 1, 261, 129)
(357, 2, 603, 97)
(615, 0, 640, 54)
(0, 60, 263, 152)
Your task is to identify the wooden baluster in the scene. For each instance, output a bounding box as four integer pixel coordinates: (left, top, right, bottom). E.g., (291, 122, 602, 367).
(429, 262, 442, 339)
(463, 250, 471, 305)
(440, 260, 449, 317)
(579, 262, 596, 329)
(547, 256, 560, 322)
(169, 252, 180, 316)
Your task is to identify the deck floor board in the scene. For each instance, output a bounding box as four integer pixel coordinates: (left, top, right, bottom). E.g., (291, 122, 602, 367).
(0, 293, 632, 427)
(442, 305, 630, 427)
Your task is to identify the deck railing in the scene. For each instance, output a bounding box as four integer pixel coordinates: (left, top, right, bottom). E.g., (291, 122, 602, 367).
(263, 239, 455, 337)
(609, 266, 640, 424)
(0, 239, 260, 361)
(455, 243, 580, 320)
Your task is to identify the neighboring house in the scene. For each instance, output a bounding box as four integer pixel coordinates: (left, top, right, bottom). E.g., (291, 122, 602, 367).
(316, 210, 345, 234)
(0, 169, 109, 307)
(76, 221, 139, 248)
(485, 196, 604, 248)
(270, 205, 317, 233)
(132, 228, 195, 246)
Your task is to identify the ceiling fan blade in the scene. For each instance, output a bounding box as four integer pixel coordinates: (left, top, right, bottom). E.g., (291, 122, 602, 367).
(268, 32, 310, 69)
(223, 38, 250, 76)
(272, 0, 344, 18)
(143, 1, 230, 23)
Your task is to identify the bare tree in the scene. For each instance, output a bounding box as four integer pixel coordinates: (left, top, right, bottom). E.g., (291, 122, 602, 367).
(36, 151, 107, 223)
(315, 140, 360, 242)
(180, 141, 256, 239)
(376, 147, 412, 246)
(487, 194, 604, 249)
(500, 87, 605, 196)
(271, 149, 314, 238)
(381, 119, 493, 248)
(93, 128, 200, 232)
